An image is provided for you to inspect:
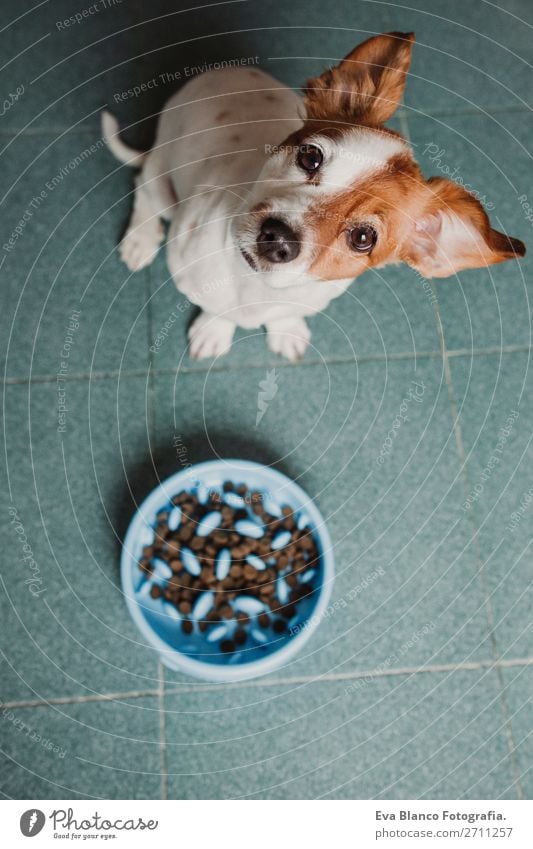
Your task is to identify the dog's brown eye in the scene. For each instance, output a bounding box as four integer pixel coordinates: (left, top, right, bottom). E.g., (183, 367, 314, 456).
(297, 144, 323, 174)
(348, 224, 377, 253)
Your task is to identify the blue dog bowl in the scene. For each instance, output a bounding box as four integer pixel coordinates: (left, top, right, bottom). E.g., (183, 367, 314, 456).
(121, 459, 334, 682)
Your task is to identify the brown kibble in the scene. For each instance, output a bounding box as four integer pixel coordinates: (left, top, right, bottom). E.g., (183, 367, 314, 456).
(223, 481, 235, 492)
(236, 612, 250, 626)
(181, 619, 193, 634)
(178, 600, 192, 615)
(273, 618, 286, 633)
(206, 609, 222, 623)
(190, 536, 205, 551)
(220, 639, 235, 653)
(150, 584, 162, 599)
(243, 564, 257, 581)
(178, 525, 194, 542)
(236, 484, 247, 496)
(169, 559, 182, 573)
(281, 506, 293, 517)
(259, 583, 275, 596)
(290, 586, 308, 602)
(286, 573, 298, 588)
(258, 612, 270, 628)
(298, 532, 316, 550)
(139, 559, 153, 575)
(199, 620, 208, 633)
(218, 604, 234, 619)
(201, 568, 217, 586)
(234, 628, 247, 645)
(229, 564, 243, 579)
(142, 546, 154, 559)
(212, 530, 228, 547)
(281, 604, 297, 619)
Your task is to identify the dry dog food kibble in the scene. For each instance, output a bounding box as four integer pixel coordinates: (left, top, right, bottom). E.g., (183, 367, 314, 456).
(138, 481, 320, 655)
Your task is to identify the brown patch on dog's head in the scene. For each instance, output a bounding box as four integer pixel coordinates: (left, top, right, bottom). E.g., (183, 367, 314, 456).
(307, 153, 421, 279)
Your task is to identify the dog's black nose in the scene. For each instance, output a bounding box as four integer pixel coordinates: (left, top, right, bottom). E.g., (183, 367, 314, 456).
(256, 218, 300, 263)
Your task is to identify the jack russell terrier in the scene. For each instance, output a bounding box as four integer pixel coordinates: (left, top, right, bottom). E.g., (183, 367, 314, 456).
(102, 31, 525, 361)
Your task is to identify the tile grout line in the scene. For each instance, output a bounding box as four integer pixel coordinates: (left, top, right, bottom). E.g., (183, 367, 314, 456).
(430, 284, 525, 799)
(2, 656, 532, 709)
(3, 345, 532, 386)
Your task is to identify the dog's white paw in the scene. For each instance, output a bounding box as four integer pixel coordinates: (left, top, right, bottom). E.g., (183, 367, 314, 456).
(119, 222, 163, 272)
(188, 314, 235, 360)
(266, 318, 311, 362)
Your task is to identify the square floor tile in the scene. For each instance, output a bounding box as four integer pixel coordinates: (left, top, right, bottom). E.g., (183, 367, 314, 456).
(0, 696, 161, 799)
(406, 111, 531, 352)
(164, 668, 517, 798)
(450, 352, 533, 659)
(1, 132, 150, 378)
(0, 378, 161, 702)
(154, 355, 492, 686)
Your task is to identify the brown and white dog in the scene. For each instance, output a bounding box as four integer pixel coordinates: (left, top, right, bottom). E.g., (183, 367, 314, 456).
(102, 31, 525, 360)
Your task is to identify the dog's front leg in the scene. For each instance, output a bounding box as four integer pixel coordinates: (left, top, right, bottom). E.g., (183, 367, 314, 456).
(188, 311, 236, 360)
(120, 174, 165, 272)
(266, 317, 311, 362)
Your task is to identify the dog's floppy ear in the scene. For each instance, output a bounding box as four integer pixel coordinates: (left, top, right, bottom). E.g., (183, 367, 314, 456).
(303, 31, 415, 124)
(401, 177, 526, 278)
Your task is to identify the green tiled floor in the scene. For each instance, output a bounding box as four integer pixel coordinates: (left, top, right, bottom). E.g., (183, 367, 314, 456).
(1, 0, 531, 800)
